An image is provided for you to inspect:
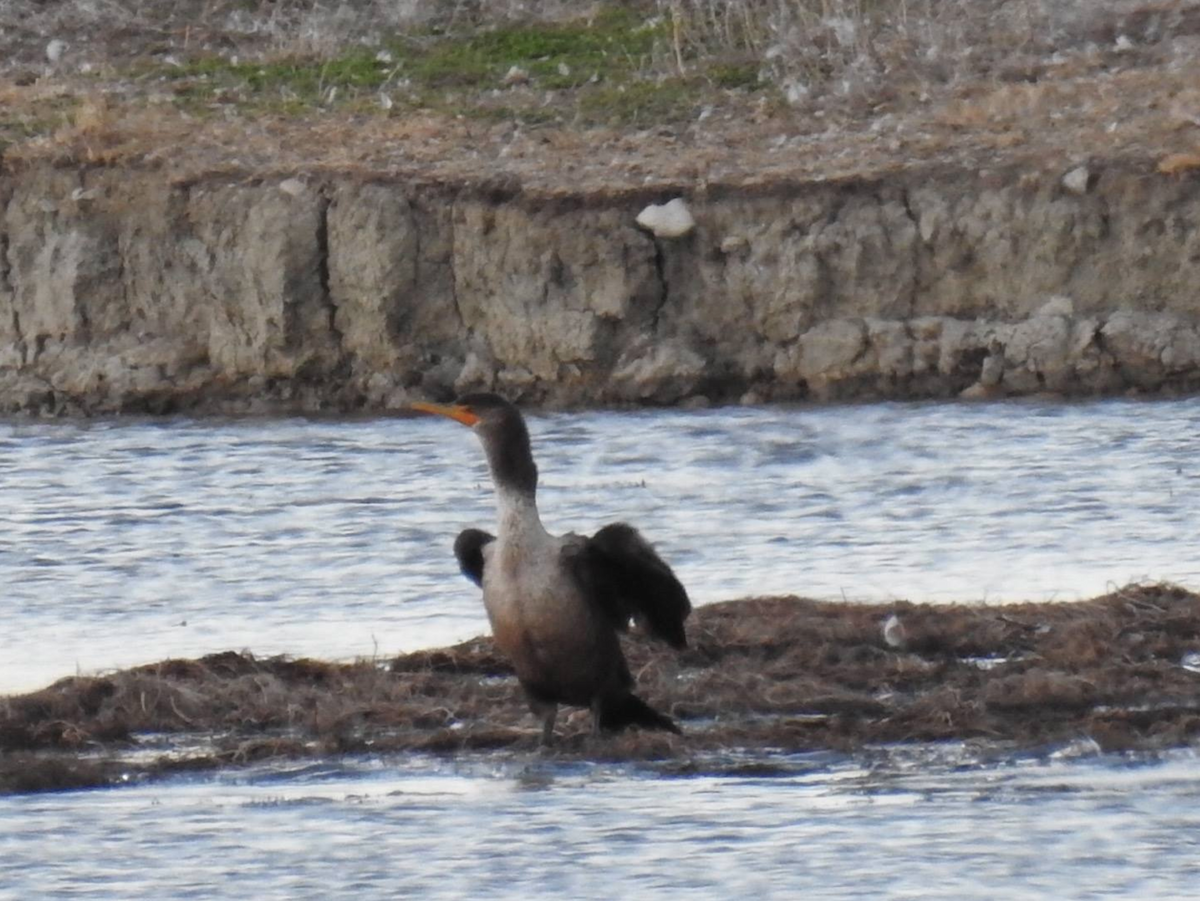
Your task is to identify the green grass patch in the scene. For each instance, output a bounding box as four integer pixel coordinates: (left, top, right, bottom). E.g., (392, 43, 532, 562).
(161, 49, 391, 103)
(138, 4, 768, 125)
(0, 91, 82, 145)
(709, 62, 764, 91)
(407, 7, 661, 89)
(579, 78, 701, 127)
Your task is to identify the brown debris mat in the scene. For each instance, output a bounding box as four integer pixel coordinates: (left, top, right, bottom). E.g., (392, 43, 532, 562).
(3, 582, 1200, 794)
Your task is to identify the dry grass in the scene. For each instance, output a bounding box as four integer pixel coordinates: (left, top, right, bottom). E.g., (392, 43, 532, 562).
(4, 582, 1200, 794)
(1, 1, 1198, 189)
(663, 1, 1200, 92)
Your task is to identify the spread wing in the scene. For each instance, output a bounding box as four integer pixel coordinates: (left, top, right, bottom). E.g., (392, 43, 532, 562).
(453, 528, 495, 587)
(568, 523, 691, 649)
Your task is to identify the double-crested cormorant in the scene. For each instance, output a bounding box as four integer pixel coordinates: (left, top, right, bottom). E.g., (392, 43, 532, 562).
(413, 393, 691, 743)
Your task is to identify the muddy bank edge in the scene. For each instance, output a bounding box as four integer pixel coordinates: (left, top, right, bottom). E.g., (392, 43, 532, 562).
(2, 161, 1199, 415)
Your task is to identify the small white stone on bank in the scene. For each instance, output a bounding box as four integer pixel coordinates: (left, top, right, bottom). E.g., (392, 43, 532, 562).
(635, 198, 695, 238)
(278, 178, 307, 197)
(503, 65, 529, 86)
(1050, 737, 1102, 760)
(1037, 295, 1074, 318)
(378, 92, 394, 111)
(882, 613, 907, 649)
(784, 79, 809, 104)
(1062, 166, 1091, 195)
(46, 39, 67, 64)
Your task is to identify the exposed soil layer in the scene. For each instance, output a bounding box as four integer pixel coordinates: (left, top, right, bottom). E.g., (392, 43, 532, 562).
(4, 583, 1199, 794)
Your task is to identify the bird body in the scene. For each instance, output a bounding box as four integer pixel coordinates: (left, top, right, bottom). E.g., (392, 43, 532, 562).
(481, 523, 613, 707)
(413, 393, 690, 742)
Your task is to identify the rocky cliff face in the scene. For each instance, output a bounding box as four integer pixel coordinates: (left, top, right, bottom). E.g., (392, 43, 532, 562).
(1, 163, 1198, 415)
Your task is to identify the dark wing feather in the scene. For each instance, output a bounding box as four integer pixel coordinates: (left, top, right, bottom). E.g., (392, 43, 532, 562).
(454, 528, 495, 587)
(571, 523, 691, 649)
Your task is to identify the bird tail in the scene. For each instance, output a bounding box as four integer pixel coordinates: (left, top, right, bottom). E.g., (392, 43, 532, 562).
(596, 692, 681, 735)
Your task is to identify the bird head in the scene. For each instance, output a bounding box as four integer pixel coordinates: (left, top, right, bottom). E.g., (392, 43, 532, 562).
(411, 393, 537, 493)
(411, 392, 517, 432)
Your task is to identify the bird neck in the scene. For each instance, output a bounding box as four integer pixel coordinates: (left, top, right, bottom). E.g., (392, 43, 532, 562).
(493, 484, 548, 545)
(480, 416, 538, 497)
(475, 408, 545, 543)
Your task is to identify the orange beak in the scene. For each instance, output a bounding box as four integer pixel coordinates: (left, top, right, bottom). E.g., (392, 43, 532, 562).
(411, 401, 480, 427)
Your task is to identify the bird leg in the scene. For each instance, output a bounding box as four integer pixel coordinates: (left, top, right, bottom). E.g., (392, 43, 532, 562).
(590, 698, 605, 737)
(529, 698, 558, 747)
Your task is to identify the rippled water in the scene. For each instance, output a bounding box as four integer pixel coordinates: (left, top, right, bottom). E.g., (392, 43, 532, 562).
(2, 747, 1199, 899)
(2, 397, 1198, 694)
(3, 397, 1200, 896)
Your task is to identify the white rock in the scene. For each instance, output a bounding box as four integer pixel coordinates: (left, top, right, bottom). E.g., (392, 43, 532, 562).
(1062, 166, 1090, 195)
(278, 178, 307, 197)
(1050, 737, 1102, 760)
(1037, 295, 1074, 318)
(719, 234, 748, 254)
(784, 79, 809, 104)
(882, 614, 907, 649)
(635, 198, 695, 239)
(46, 39, 67, 63)
(503, 66, 529, 86)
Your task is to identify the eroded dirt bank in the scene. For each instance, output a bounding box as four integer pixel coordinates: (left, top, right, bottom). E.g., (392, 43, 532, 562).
(4, 1, 1200, 414)
(4, 583, 1199, 794)
(2, 161, 1200, 415)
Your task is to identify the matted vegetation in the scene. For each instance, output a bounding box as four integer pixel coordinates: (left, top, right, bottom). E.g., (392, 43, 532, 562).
(4, 583, 1200, 794)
